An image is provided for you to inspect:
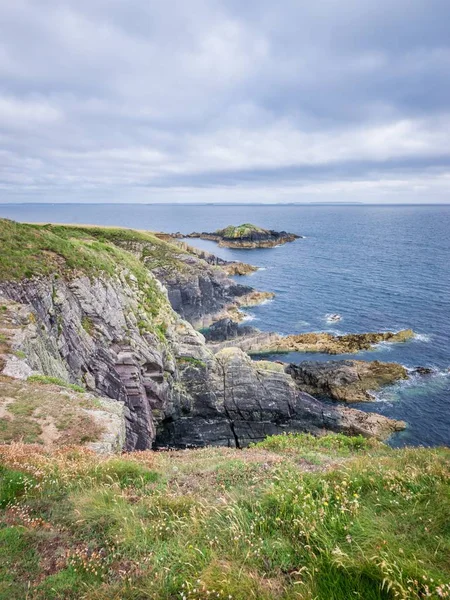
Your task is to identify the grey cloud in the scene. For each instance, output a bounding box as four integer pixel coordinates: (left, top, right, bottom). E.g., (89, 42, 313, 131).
(0, 0, 449, 203)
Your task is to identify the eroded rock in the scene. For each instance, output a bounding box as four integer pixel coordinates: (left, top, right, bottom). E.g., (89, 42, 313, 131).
(246, 329, 415, 355)
(286, 359, 408, 402)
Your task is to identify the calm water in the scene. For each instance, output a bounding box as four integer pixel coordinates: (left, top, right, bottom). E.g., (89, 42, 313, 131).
(1, 203, 449, 447)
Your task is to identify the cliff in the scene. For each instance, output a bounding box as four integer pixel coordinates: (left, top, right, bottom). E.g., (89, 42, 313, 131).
(0, 220, 404, 451)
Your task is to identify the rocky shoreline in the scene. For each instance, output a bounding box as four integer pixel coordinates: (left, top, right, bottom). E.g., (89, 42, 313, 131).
(0, 220, 415, 451)
(203, 318, 415, 355)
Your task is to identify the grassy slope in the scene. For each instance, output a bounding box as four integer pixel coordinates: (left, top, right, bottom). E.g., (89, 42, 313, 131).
(0, 219, 184, 282)
(0, 219, 183, 337)
(0, 376, 107, 446)
(0, 434, 449, 600)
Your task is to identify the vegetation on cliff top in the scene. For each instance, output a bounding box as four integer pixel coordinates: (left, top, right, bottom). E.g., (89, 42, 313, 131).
(0, 219, 179, 331)
(0, 219, 183, 282)
(0, 434, 449, 599)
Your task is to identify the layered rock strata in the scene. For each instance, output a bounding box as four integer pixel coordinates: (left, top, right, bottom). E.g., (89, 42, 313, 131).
(286, 360, 408, 402)
(0, 220, 406, 451)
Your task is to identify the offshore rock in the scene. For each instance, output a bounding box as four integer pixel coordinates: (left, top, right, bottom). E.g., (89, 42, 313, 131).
(286, 360, 408, 402)
(187, 224, 300, 249)
(247, 329, 415, 355)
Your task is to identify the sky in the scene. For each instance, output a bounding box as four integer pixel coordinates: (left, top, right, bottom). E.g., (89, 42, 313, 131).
(0, 0, 450, 204)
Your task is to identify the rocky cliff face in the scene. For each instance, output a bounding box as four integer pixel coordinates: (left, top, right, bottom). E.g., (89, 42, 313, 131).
(157, 348, 404, 447)
(0, 221, 405, 451)
(109, 237, 262, 327)
(0, 275, 174, 450)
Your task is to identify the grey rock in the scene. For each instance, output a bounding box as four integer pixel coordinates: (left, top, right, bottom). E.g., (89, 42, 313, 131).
(286, 360, 408, 402)
(202, 318, 258, 342)
(1, 273, 404, 451)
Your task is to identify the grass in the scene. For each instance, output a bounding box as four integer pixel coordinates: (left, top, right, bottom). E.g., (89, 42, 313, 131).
(0, 377, 106, 446)
(216, 224, 267, 238)
(0, 435, 448, 599)
(176, 356, 207, 368)
(27, 374, 85, 393)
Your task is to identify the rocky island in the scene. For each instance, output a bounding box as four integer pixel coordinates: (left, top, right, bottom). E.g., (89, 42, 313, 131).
(186, 223, 301, 248)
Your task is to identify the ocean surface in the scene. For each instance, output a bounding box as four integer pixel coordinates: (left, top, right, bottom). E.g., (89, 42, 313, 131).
(1, 203, 449, 448)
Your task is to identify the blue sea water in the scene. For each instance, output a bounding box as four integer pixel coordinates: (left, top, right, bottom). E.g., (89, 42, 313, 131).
(1, 203, 449, 448)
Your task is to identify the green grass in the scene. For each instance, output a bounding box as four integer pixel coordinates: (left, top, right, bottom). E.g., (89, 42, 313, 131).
(216, 223, 267, 238)
(0, 435, 448, 599)
(27, 374, 85, 393)
(176, 355, 207, 368)
(0, 466, 36, 508)
(0, 526, 40, 599)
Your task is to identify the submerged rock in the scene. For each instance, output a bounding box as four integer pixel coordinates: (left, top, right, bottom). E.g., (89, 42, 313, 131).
(187, 223, 300, 248)
(286, 359, 409, 402)
(413, 366, 434, 375)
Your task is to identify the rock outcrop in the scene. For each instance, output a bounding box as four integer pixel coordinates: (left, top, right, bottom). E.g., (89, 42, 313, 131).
(286, 360, 408, 402)
(156, 348, 405, 446)
(111, 234, 268, 328)
(187, 223, 300, 248)
(202, 318, 259, 343)
(168, 241, 259, 276)
(240, 329, 415, 355)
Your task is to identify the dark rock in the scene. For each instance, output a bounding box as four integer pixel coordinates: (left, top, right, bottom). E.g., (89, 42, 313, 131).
(413, 366, 434, 375)
(156, 348, 405, 447)
(286, 359, 408, 402)
(202, 318, 258, 342)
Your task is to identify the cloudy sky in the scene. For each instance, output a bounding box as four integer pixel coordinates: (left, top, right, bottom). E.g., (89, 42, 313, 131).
(1, 0, 449, 204)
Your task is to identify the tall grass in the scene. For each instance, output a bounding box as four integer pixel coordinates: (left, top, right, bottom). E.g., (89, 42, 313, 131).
(0, 436, 449, 599)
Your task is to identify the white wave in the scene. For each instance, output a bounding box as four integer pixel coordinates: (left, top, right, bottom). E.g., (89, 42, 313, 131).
(257, 297, 275, 306)
(320, 328, 346, 335)
(367, 390, 395, 404)
(257, 267, 267, 271)
(413, 333, 432, 342)
(324, 313, 343, 324)
(372, 341, 394, 352)
(241, 313, 258, 322)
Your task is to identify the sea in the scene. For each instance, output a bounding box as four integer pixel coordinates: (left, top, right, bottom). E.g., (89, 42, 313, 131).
(1, 203, 449, 448)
